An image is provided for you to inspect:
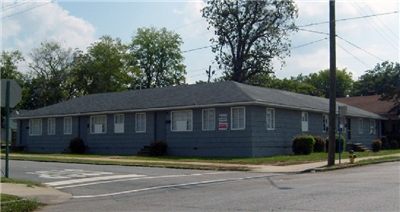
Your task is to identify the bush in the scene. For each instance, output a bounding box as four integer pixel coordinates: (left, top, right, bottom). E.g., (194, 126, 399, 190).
(389, 140, 399, 149)
(380, 137, 389, 150)
(69, 137, 86, 154)
(371, 139, 382, 152)
(292, 135, 315, 155)
(325, 134, 346, 153)
(150, 140, 168, 156)
(313, 136, 326, 153)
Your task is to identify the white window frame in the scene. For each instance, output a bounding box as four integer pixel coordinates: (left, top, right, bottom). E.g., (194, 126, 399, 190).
(90, 115, 107, 134)
(64, 117, 72, 135)
(370, 119, 376, 134)
(29, 119, 42, 136)
(114, 114, 124, 133)
(266, 108, 275, 130)
(323, 114, 329, 132)
(135, 113, 146, 133)
(301, 112, 308, 132)
(231, 107, 245, 130)
(48, 118, 56, 135)
(358, 118, 363, 134)
(202, 109, 215, 131)
(171, 110, 193, 132)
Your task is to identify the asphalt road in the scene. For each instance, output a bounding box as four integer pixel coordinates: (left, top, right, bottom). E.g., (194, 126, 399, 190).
(3, 160, 400, 211)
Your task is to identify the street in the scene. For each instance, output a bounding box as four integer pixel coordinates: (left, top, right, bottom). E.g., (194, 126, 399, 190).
(3, 160, 400, 211)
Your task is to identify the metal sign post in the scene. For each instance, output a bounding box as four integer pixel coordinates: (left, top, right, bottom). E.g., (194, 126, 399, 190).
(1, 79, 22, 178)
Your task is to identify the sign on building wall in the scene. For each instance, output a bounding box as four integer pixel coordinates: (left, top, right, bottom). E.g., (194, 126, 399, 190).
(218, 114, 228, 130)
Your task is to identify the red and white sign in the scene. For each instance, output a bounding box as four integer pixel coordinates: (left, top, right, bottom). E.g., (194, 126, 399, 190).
(218, 123, 228, 130)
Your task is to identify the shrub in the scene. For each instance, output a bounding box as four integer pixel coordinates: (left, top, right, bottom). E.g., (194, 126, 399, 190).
(325, 134, 346, 153)
(150, 140, 168, 156)
(389, 140, 399, 149)
(371, 139, 382, 152)
(313, 136, 326, 153)
(69, 137, 86, 154)
(380, 137, 389, 150)
(292, 135, 315, 155)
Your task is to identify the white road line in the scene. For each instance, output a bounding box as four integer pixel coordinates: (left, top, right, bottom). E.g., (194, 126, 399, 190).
(72, 175, 277, 199)
(45, 174, 145, 187)
(54, 172, 233, 189)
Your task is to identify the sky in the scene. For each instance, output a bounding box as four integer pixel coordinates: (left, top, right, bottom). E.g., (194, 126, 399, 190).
(1, 0, 399, 84)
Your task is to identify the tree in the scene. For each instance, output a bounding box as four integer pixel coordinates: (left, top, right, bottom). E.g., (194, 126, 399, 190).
(72, 35, 137, 95)
(28, 40, 77, 108)
(352, 61, 400, 96)
(130, 27, 186, 88)
(303, 69, 354, 98)
(202, 0, 298, 83)
(0, 50, 25, 84)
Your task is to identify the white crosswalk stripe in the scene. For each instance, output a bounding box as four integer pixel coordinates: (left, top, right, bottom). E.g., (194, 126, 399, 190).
(45, 174, 145, 187)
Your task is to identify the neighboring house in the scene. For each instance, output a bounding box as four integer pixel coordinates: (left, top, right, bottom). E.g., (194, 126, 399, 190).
(12, 81, 385, 157)
(337, 95, 400, 140)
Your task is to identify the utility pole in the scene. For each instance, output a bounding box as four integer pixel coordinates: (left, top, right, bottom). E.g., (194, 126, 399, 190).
(328, 0, 337, 166)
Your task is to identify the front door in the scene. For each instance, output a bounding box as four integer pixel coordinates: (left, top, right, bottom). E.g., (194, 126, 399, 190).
(155, 111, 167, 141)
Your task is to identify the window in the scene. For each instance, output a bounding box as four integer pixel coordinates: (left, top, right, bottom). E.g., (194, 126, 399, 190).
(266, 108, 275, 130)
(114, 114, 124, 133)
(64, 117, 72, 134)
(231, 107, 245, 130)
(29, 119, 42, 136)
(370, 119, 376, 134)
(323, 114, 329, 132)
(171, 110, 192, 131)
(48, 118, 55, 135)
(90, 115, 107, 134)
(135, 113, 146, 133)
(358, 118, 363, 134)
(301, 112, 308, 132)
(202, 109, 215, 131)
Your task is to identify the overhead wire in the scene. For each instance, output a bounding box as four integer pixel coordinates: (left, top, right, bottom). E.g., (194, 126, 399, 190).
(2, 2, 51, 20)
(297, 10, 399, 28)
(351, 2, 399, 51)
(1, 1, 30, 11)
(337, 43, 370, 68)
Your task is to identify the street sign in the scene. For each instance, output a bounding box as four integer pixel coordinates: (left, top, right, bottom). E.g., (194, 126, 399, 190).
(1, 79, 22, 108)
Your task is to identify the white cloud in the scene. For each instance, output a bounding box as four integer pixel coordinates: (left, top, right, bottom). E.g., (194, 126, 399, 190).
(2, 1, 96, 57)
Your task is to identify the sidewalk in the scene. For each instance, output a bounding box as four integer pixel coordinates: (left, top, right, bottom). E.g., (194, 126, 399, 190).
(1, 153, 399, 206)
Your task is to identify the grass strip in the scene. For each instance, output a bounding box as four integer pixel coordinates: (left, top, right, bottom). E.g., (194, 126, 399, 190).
(1, 177, 45, 187)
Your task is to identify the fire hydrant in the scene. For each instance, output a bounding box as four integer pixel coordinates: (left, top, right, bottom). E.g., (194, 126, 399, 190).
(349, 150, 357, 164)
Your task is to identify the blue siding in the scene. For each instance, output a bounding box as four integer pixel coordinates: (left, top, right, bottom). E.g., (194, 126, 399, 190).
(17, 105, 382, 157)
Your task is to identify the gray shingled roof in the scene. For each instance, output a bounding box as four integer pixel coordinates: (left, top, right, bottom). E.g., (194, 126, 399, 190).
(13, 81, 385, 119)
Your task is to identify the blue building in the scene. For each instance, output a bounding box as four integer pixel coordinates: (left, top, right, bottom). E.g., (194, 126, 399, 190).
(13, 81, 385, 157)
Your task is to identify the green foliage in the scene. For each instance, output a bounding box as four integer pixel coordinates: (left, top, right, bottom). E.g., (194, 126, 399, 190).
(389, 140, 399, 149)
(1, 198, 39, 212)
(371, 139, 382, 152)
(69, 137, 86, 154)
(325, 134, 346, 153)
(130, 27, 186, 88)
(352, 61, 399, 96)
(292, 135, 315, 155)
(27, 40, 77, 109)
(202, 0, 298, 83)
(313, 136, 326, 153)
(302, 69, 354, 98)
(150, 140, 168, 156)
(72, 35, 137, 95)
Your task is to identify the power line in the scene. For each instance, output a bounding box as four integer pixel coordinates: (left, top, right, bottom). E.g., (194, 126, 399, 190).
(351, 2, 398, 52)
(298, 10, 399, 28)
(2, 1, 30, 11)
(290, 37, 328, 50)
(173, 19, 205, 31)
(363, 2, 399, 40)
(337, 43, 370, 68)
(336, 35, 385, 62)
(2, 2, 51, 20)
(182, 45, 214, 54)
